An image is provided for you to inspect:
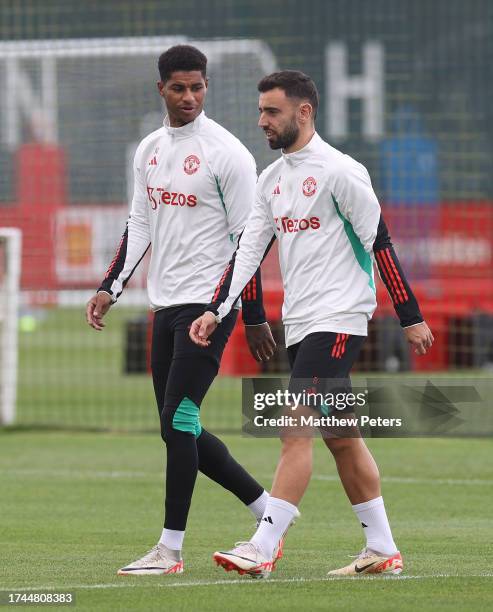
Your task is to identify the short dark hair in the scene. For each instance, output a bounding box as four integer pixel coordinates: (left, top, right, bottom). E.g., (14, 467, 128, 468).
(257, 70, 319, 119)
(158, 45, 207, 82)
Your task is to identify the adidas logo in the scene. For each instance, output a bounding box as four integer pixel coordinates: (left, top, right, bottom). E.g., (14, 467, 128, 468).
(262, 516, 274, 524)
(149, 156, 157, 166)
(272, 184, 280, 195)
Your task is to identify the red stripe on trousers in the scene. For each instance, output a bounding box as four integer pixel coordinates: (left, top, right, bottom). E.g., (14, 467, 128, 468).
(339, 334, 349, 358)
(331, 333, 341, 358)
(337, 333, 347, 358)
(335, 334, 343, 358)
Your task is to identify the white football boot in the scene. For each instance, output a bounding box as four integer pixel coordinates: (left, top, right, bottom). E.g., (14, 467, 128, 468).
(213, 510, 300, 579)
(213, 541, 273, 579)
(117, 543, 183, 576)
(328, 548, 403, 576)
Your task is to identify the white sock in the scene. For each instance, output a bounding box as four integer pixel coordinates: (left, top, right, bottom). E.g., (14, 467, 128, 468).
(251, 497, 298, 559)
(247, 490, 269, 521)
(352, 496, 398, 556)
(159, 528, 184, 551)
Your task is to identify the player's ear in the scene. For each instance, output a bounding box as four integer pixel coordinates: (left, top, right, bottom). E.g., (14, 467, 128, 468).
(204, 76, 209, 90)
(299, 102, 313, 124)
(157, 81, 165, 98)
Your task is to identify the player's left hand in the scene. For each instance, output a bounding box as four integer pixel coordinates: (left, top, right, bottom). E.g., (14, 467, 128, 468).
(86, 291, 113, 331)
(189, 311, 217, 347)
(245, 322, 277, 362)
(404, 321, 434, 355)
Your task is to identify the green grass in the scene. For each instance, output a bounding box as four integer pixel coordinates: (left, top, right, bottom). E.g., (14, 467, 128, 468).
(1, 432, 492, 611)
(16, 306, 493, 434)
(17, 306, 242, 431)
(9, 306, 492, 608)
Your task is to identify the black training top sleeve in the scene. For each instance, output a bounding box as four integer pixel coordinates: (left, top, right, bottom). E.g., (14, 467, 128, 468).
(97, 221, 150, 301)
(207, 234, 277, 322)
(373, 214, 424, 327)
(240, 267, 267, 325)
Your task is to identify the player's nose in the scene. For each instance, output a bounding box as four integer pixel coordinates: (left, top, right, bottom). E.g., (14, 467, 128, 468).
(182, 89, 195, 103)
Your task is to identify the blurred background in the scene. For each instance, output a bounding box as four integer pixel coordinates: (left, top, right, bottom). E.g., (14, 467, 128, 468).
(0, 0, 492, 432)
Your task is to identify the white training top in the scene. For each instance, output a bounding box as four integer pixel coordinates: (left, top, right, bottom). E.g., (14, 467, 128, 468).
(215, 132, 382, 347)
(106, 111, 257, 310)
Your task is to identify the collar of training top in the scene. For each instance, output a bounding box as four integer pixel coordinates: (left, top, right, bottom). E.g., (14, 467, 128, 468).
(163, 111, 206, 138)
(282, 131, 320, 166)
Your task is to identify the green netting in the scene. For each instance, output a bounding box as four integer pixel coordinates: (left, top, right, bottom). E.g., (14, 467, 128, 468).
(0, 0, 491, 430)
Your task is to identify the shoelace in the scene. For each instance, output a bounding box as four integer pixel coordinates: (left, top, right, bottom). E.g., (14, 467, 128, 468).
(348, 547, 373, 560)
(233, 541, 259, 555)
(139, 545, 162, 560)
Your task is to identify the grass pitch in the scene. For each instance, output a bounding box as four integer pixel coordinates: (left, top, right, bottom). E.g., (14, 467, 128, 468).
(1, 432, 491, 611)
(16, 306, 242, 432)
(6, 306, 492, 608)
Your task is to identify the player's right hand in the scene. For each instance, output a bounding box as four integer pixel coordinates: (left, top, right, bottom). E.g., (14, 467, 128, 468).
(404, 320, 434, 355)
(86, 291, 113, 331)
(189, 312, 218, 347)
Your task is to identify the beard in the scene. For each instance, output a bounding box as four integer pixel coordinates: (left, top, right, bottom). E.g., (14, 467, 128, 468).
(267, 120, 299, 150)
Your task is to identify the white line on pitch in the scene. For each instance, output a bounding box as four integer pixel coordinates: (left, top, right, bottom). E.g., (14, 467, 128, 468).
(0, 468, 154, 479)
(1, 468, 491, 486)
(3, 575, 493, 591)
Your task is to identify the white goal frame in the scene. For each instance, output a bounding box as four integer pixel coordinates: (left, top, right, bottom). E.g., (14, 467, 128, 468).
(0, 36, 278, 148)
(0, 228, 21, 425)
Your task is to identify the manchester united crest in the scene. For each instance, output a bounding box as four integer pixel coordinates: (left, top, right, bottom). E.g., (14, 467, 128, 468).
(184, 154, 200, 175)
(302, 176, 317, 197)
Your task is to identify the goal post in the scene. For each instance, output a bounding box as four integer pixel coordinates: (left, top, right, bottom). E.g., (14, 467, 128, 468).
(0, 228, 22, 425)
